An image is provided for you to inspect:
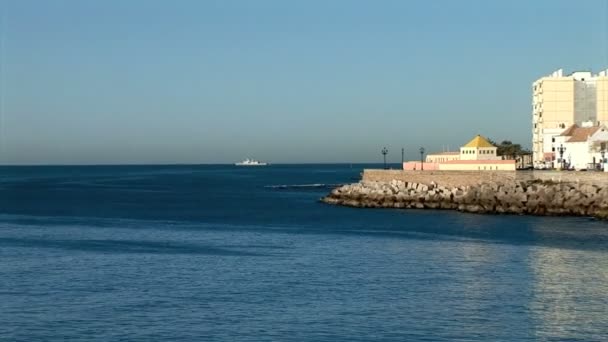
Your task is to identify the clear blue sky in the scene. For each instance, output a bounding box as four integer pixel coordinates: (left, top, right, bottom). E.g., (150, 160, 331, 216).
(1, 0, 607, 164)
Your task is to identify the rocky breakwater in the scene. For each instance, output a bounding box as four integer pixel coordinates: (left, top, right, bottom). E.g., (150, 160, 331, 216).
(322, 179, 608, 219)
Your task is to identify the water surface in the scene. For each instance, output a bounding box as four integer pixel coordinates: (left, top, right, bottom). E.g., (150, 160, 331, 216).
(1, 165, 607, 341)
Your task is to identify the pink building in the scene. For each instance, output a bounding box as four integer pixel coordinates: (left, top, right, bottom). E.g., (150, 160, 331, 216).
(403, 135, 516, 171)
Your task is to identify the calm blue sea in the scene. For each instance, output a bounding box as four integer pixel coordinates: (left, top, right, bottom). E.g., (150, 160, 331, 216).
(1, 164, 608, 341)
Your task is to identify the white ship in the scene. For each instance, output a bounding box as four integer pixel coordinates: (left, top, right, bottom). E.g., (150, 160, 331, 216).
(235, 158, 268, 166)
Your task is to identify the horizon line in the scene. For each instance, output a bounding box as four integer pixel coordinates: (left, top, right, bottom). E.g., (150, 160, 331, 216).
(0, 162, 400, 167)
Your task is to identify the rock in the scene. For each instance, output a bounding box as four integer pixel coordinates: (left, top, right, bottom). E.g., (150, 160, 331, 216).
(594, 209, 608, 220)
(322, 177, 608, 219)
(465, 204, 483, 213)
(507, 205, 524, 214)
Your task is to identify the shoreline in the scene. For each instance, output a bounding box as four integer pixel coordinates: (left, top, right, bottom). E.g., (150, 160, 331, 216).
(322, 170, 608, 220)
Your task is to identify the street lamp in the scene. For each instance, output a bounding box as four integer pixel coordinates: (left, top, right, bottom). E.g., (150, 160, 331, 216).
(419, 147, 425, 171)
(556, 144, 566, 170)
(381, 147, 388, 169)
(401, 147, 405, 165)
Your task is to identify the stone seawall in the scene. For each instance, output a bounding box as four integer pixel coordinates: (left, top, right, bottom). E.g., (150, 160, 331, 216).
(362, 170, 519, 188)
(362, 170, 608, 187)
(322, 170, 608, 219)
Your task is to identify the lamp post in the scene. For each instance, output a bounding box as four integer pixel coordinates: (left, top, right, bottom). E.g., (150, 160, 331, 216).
(401, 147, 405, 165)
(556, 144, 566, 170)
(381, 147, 388, 170)
(601, 143, 606, 167)
(419, 147, 425, 171)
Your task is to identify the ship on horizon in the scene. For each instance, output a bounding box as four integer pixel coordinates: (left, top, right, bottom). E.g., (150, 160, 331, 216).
(235, 158, 268, 166)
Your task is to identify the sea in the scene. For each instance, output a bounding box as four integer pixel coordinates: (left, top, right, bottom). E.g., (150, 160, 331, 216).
(1, 164, 607, 341)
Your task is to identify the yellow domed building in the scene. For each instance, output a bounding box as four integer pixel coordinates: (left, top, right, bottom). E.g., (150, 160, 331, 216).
(404, 135, 516, 171)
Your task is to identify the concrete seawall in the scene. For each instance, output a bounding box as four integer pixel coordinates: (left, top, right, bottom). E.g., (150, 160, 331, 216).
(322, 170, 608, 219)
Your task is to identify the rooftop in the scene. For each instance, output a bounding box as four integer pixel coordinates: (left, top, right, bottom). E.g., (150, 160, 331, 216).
(542, 68, 608, 79)
(463, 135, 495, 148)
(560, 124, 601, 142)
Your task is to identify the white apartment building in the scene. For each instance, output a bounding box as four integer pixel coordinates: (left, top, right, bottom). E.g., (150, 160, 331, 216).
(532, 68, 608, 168)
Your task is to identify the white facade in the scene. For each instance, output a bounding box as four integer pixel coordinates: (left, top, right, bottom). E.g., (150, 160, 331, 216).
(426, 152, 460, 163)
(552, 123, 608, 170)
(551, 134, 569, 169)
(540, 127, 567, 168)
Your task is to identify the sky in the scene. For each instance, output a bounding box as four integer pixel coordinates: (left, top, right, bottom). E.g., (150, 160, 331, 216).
(0, 0, 607, 165)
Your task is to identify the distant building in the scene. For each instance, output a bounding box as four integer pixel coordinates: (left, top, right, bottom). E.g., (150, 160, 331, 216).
(532, 68, 608, 168)
(425, 152, 459, 163)
(458, 135, 501, 161)
(404, 135, 516, 171)
(514, 153, 533, 169)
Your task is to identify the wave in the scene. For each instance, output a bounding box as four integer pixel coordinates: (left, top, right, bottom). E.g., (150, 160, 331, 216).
(264, 183, 343, 189)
